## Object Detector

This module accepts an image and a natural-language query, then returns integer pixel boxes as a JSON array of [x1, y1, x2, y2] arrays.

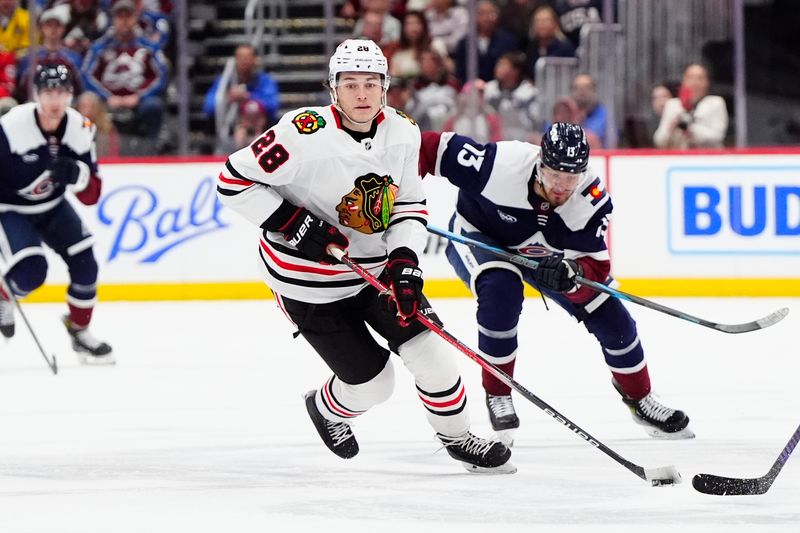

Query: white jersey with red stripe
[[218, 104, 427, 304]]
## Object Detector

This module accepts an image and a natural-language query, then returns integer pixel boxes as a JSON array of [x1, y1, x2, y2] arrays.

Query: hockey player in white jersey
[[419, 123, 694, 443], [0, 64, 114, 364], [217, 39, 513, 473]]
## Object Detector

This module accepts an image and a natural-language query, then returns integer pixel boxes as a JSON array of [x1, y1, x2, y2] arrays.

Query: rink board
[[24, 150, 800, 301]]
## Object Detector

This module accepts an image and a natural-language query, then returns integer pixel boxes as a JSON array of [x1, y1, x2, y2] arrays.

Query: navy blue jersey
[[0, 103, 98, 214], [431, 132, 611, 262]]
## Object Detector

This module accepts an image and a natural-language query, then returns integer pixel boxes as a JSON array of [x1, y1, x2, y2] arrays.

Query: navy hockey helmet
[[540, 122, 590, 173], [34, 64, 73, 92]]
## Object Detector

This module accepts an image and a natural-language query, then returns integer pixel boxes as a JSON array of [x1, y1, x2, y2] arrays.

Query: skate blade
[[642, 425, 695, 440], [494, 429, 516, 447], [461, 461, 517, 475], [78, 352, 117, 366]]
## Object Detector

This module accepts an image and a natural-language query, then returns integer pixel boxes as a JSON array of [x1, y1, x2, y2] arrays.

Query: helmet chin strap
[[331, 86, 386, 126]]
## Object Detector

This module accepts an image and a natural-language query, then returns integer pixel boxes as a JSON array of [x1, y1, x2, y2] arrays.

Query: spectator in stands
[[0, 0, 29, 58], [82, 0, 168, 142], [340, 0, 406, 20], [654, 63, 728, 149], [76, 91, 120, 157], [442, 79, 503, 143], [407, 48, 458, 132], [648, 80, 679, 139], [384, 10, 447, 81], [230, 98, 268, 152], [453, 0, 518, 84], [525, 5, 575, 81], [64, 0, 109, 58], [17, 6, 84, 102], [571, 72, 612, 147], [498, 0, 548, 47], [425, 0, 468, 56], [202, 43, 280, 129], [352, 0, 401, 47], [484, 50, 540, 142], [551, 0, 604, 47], [536, 95, 602, 148], [386, 75, 413, 114]]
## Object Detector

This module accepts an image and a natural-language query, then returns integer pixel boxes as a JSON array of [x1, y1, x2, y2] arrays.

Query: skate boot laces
[[438, 433, 495, 458], [488, 395, 515, 418], [637, 394, 675, 423], [326, 419, 354, 447]]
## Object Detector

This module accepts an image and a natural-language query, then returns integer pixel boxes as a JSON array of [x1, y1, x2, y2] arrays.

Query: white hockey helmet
[[328, 39, 391, 91]]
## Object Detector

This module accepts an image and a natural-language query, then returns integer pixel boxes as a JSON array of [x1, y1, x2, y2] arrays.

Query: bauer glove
[[282, 207, 349, 264], [385, 247, 424, 322]]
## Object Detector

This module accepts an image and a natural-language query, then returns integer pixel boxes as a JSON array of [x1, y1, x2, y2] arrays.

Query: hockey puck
[[651, 478, 676, 487]]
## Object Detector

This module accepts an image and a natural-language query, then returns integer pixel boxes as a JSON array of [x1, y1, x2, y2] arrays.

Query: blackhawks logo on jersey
[[336, 173, 398, 235], [395, 109, 416, 125], [292, 110, 326, 134]]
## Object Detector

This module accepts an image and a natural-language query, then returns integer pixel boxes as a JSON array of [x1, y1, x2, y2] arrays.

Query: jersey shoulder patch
[[394, 108, 417, 125], [291, 108, 327, 135], [579, 175, 607, 206]]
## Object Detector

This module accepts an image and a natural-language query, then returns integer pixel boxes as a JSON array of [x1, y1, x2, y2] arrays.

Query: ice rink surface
[[0, 296, 797, 532]]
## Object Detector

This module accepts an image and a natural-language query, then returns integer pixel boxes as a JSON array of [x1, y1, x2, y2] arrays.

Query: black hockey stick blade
[[692, 473, 773, 496], [693, 423, 799, 495], [711, 306, 789, 334]]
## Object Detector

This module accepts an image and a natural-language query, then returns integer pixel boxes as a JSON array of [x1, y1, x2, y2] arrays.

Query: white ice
[[0, 297, 798, 532]]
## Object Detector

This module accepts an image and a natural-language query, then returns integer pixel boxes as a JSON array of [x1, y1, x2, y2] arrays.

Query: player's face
[[37, 87, 72, 121], [335, 73, 384, 126], [539, 163, 582, 206]]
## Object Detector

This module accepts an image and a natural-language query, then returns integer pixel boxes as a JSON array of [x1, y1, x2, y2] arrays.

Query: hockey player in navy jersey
[[0, 64, 114, 365], [218, 40, 513, 473], [419, 123, 693, 443]]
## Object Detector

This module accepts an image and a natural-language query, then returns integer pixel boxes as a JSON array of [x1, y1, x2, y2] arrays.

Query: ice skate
[[486, 393, 519, 446], [437, 432, 516, 474], [304, 390, 359, 459], [0, 286, 14, 339], [614, 380, 694, 439], [62, 315, 116, 365]]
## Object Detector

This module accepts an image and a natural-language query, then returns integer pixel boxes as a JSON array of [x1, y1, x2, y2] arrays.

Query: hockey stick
[[0, 276, 58, 375], [330, 247, 680, 486], [692, 423, 800, 495], [427, 225, 788, 334]]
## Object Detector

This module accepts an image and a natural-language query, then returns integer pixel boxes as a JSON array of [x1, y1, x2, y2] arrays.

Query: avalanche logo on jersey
[[336, 173, 398, 234], [292, 110, 326, 134], [515, 232, 558, 257], [581, 176, 607, 206], [395, 109, 417, 125], [18, 171, 57, 201]]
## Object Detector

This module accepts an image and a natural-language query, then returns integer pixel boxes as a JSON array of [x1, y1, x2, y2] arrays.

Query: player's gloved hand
[[386, 247, 424, 321], [283, 207, 349, 264], [534, 255, 583, 292], [49, 156, 81, 185]]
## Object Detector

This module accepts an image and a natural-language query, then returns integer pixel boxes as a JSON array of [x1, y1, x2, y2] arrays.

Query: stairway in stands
[[188, 0, 354, 153]]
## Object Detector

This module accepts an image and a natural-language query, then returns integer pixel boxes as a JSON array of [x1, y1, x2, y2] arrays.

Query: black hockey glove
[[49, 156, 81, 185], [282, 207, 349, 264], [534, 255, 583, 293], [386, 247, 424, 322]]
